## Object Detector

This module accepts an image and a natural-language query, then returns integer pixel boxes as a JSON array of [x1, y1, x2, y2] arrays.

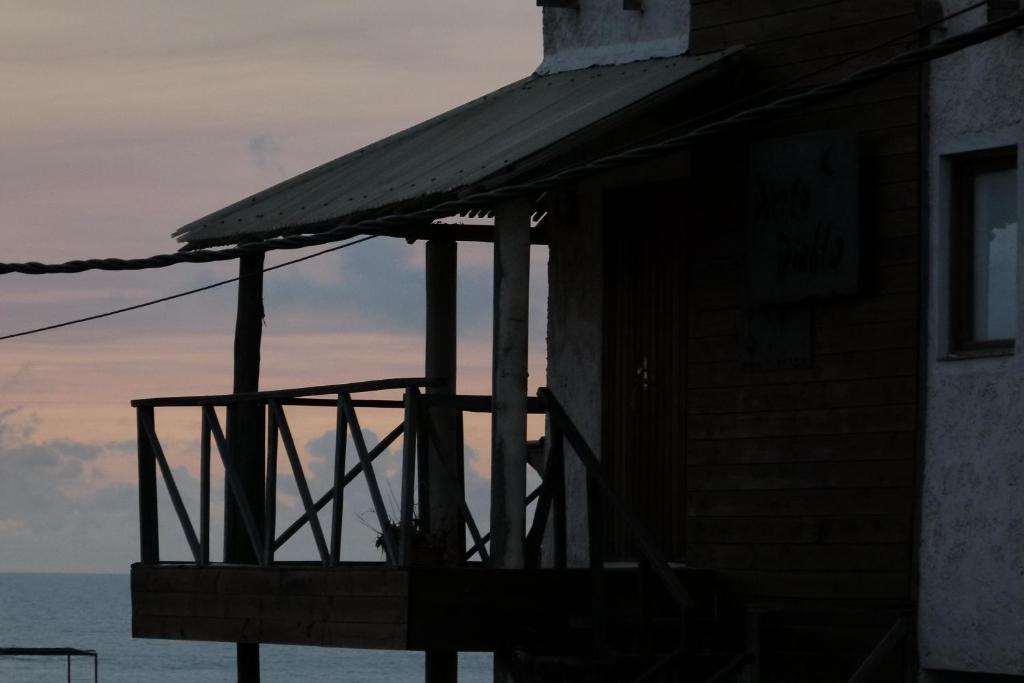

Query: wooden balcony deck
[[132, 562, 590, 652]]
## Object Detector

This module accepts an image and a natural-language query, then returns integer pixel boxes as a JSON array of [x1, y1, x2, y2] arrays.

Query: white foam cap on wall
[[536, 35, 690, 75]]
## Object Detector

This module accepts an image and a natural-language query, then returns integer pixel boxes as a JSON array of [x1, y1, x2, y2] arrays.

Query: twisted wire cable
[[2, 7, 1022, 277], [0, 236, 376, 341]]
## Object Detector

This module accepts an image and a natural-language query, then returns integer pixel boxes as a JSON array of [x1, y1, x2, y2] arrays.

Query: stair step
[[512, 650, 751, 683]]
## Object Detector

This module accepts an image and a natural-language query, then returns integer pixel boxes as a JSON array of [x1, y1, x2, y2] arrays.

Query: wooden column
[[225, 251, 266, 683], [490, 199, 531, 567], [425, 239, 463, 552], [137, 406, 160, 565], [425, 240, 461, 683], [490, 200, 532, 683]]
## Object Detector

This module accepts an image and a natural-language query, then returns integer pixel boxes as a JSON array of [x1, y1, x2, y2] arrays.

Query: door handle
[[635, 356, 649, 392]]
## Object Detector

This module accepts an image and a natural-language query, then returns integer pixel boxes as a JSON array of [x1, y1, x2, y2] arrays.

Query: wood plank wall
[[683, 0, 922, 607]]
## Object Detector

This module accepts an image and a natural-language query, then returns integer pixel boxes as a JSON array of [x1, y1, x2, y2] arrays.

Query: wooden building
[[130, 2, 1024, 681]]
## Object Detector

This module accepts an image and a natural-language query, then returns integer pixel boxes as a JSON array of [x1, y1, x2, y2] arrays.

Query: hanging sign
[[747, 131, 860, 304]]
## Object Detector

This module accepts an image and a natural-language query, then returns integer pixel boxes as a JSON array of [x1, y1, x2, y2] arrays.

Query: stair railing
[[536, 387, 695, 681]]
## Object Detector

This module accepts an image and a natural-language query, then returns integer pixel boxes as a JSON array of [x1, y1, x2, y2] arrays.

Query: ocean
[[0, 573, 492, 682]]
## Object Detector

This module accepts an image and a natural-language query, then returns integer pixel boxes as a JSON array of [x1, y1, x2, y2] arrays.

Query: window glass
[[972, 167, 1018, 342]]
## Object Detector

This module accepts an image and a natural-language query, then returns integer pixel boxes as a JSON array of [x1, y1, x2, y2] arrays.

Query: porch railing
[[133, 380, 695, 677], [132, 377, 550, 568]]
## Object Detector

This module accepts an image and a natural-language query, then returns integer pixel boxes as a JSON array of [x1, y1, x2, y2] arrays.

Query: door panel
[[602, 185, 687, 561]]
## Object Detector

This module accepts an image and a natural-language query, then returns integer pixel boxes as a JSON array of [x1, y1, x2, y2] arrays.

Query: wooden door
[[602, 184, 687, 561]]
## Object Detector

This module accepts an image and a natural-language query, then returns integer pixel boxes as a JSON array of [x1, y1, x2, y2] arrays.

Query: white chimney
[[537, 0, 691, 75]]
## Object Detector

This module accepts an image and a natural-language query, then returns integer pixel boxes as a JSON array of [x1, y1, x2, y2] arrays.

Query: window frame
[[949, 146, 1019, 354]]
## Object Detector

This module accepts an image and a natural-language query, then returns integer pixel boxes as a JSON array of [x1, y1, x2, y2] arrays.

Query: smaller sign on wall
[[747, 131, 860, 304]]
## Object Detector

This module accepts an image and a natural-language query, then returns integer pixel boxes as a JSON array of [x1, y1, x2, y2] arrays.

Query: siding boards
[[679, 0, 920, 615], [687, 515, 913, 544], [688, 488, 914, 517], [688, 432, 916, 465], [689, 377, 916, 414], [689, 460, 915, 491], [688, 542, 910, 572]]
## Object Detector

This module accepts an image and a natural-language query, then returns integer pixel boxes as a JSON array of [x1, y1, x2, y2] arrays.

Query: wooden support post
[[137, 407, 159, 564], [425, 239, 463, 552], [226, 252, 265, 683], [490, 200, 531, 683], [400, 389, 418, 567], [425, 239, 460, 681], [490, 200, 531, 568]]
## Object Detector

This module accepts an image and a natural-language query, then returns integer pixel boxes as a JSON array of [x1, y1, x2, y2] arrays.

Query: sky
[[0, 2, 546, 572]]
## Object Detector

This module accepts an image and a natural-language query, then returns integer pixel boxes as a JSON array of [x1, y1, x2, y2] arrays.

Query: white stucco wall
[[538, 0, 690, 75], [919, 4, 1024, 675]]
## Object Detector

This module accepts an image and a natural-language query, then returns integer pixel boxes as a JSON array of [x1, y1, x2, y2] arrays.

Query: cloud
[[247, 132, 286, 178], [0, 410, 139, 572]]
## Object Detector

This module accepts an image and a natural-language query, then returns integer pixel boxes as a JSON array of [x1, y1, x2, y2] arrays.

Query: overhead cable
[[624, 0, 991, 149], [1, 6, 1022, 278], [0, 236, 376, 341]]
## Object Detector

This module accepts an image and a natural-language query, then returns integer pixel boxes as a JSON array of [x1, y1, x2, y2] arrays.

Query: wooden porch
[[129, 377, 716, 680]]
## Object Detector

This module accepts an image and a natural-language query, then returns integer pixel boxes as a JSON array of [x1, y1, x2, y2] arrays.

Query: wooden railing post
[[264, 404, 278, 565], [136, 406, 159, 564], [329, 396, 348, 565], [399, 388, 418, 566], [141, 413, 201, 563], [200, 412, 211, 566], [205, 406, 266, 565], [425, 238, 463, 575]]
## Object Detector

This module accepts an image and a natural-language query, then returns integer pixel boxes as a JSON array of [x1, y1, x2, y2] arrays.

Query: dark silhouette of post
[[490, 200, 530, 567], [424, 239, 461, 683], [137, 406, 159, 564], [490, 199, 531, 683], [226, 252, 266, 682]]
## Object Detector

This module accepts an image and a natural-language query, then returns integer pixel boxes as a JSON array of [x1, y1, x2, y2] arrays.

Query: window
[[951, 148, 1019, 352]]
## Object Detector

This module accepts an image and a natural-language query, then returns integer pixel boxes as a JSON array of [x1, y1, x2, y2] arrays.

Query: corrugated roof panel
[[174, 49, 738, 246]]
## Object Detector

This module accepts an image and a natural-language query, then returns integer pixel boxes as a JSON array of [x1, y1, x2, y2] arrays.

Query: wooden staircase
[[507, 567, 753, 683]]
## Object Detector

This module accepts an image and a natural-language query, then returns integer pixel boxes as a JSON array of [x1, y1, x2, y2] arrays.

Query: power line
[[622, 0, 991, 151], [1, 6, 1022, 280], [0, 236, 376, 342]]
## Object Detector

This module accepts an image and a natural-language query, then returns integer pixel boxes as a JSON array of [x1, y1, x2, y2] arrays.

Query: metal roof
[[174, 49, 738, 247]]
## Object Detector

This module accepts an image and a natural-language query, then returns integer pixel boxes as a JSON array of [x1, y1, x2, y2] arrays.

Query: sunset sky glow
[[0, 2, 546, 572]]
